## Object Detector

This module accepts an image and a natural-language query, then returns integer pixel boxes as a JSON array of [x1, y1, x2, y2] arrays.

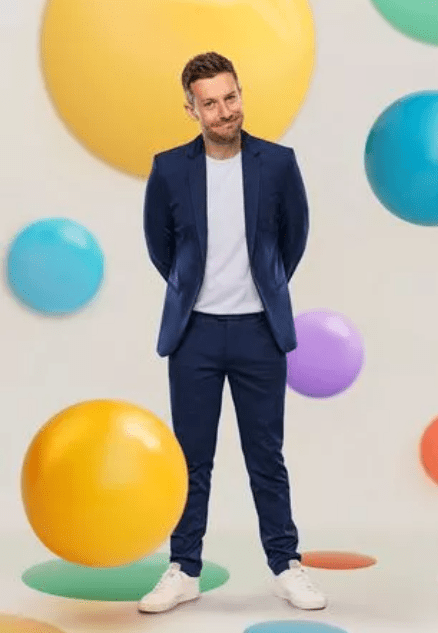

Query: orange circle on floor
[[0, 613, 66, 632], [301, 551, 377, 569]]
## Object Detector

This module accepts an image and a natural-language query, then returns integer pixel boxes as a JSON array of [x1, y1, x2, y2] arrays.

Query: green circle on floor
[[22, 553, 229, 601]]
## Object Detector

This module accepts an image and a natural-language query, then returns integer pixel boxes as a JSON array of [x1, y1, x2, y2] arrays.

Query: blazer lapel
[[187, 128, 261, 268]]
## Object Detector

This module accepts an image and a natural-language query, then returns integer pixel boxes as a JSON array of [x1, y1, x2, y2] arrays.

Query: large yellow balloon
[[40, 0, 315, 178], [21, 400, 188, 567]]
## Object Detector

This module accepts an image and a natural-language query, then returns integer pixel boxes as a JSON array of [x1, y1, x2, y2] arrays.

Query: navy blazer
[[144, 128, 309, 358]]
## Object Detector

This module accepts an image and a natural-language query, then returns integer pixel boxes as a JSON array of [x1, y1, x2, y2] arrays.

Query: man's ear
[[184, 104, 198, 120]]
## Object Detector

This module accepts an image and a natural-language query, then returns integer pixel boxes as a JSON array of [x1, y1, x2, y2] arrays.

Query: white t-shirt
[[193, 151, 264, 314]]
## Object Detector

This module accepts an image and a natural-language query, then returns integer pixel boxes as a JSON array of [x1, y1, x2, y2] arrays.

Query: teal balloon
[[365, 91, 438, 226], [6, 218, 104, 314], [370, 0, 438, 45], [244, 622, 348, 633]]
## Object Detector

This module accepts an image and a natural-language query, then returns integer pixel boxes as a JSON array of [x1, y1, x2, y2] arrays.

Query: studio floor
[[0, 525, 437, 633]]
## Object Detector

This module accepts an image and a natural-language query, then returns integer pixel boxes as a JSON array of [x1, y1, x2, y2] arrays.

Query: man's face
[[185, 72, 244, 145]]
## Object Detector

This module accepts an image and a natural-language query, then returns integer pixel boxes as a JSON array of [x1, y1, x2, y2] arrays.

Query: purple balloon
[[287, 310, 365, 398]]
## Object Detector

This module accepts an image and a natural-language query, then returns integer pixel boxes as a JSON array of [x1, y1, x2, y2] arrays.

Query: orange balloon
[[420, 415, 438, 484], [301, 551, 377, 569], [21, 400, 188, 567]]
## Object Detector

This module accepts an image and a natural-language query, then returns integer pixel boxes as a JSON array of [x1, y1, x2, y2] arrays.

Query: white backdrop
[[1, 0, 438, 546]]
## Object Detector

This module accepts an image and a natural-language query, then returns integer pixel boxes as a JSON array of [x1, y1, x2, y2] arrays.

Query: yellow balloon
[[40, 0, 315, 178], [21, 400, 188, 567]]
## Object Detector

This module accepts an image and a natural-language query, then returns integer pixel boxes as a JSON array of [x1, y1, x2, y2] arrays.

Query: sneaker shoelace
[[289, 565, 321, 594], [151, 564, 182, 595]]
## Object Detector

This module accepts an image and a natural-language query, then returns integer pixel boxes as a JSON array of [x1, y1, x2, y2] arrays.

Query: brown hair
[[181, 51, 241, 109]]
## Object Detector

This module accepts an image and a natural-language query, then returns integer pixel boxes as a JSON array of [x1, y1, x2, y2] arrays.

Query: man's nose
[[218, 102, 232, 117]]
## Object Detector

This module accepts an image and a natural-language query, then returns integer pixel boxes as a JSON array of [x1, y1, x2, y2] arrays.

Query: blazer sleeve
[[143, 156, 175, 283], [278, 148, 309, 283]]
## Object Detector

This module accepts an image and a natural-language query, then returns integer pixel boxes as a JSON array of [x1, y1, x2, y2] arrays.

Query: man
[[140, 51, 327, 613]]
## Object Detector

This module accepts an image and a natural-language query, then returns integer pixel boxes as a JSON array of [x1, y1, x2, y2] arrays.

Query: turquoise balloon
[[365, 91, 438, 226], [370, 0, 438, 45], [244, 621, 348, 633], [6, 218, 104, 314]]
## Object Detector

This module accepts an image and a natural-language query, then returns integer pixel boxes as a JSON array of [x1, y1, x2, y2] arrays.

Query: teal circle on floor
[[22, 553, 229, 601], [244, 622, 348, 633]]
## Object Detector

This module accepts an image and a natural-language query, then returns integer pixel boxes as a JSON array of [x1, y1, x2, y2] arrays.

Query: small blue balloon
[[6, 218, 104, 314], [365, 91, 438, 226], [244, 621, 348, 633]]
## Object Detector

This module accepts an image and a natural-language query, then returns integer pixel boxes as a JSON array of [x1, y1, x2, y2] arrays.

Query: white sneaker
[[138, 562, 201, 613], [273, 559, 328, 610]]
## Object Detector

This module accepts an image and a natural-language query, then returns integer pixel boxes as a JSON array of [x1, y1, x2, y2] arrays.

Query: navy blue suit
[[144, 128, 309, 576]]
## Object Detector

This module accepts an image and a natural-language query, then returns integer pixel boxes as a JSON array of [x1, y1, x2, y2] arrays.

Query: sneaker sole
[[138, 593, 201, 613], [275, 589, 327, 610]]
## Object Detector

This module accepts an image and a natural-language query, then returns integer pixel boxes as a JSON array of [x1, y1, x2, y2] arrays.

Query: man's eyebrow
[[202, 91, 236, 104]]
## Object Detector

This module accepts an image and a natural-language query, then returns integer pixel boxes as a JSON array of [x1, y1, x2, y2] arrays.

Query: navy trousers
[[168, 310, 301, 577]]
